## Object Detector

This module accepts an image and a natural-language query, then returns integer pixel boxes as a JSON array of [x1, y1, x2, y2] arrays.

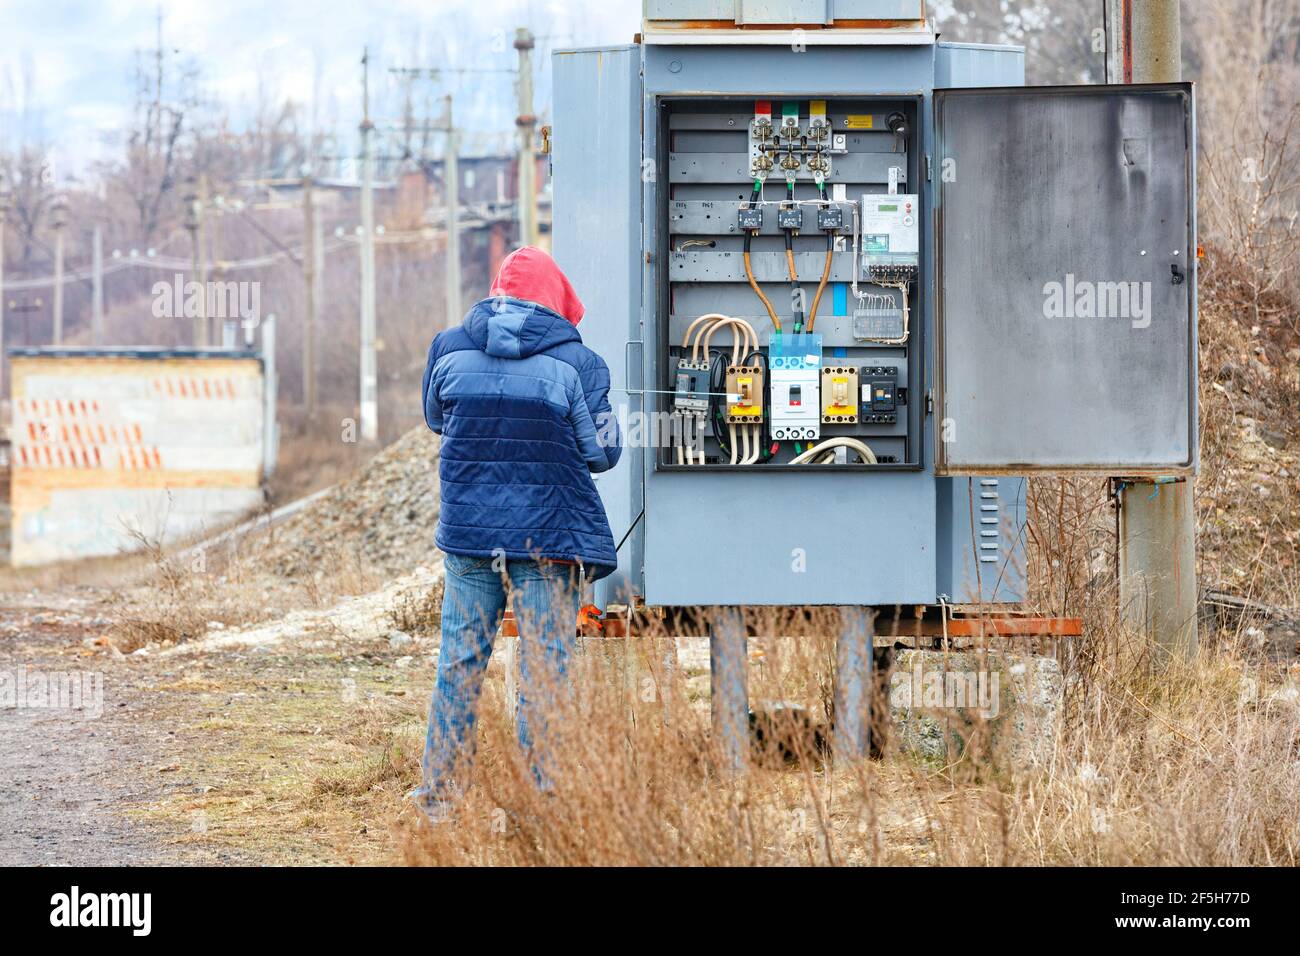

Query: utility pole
[[301, 170, 317, 411], [359, 47, 379, 443], [91, 225, 104, 345], [514, 27, 536, 249], [262, 312, 278, 477], [50, 195, 68, 345], [442, 94, 462, 324], [184, 185, 205, 346], [1106, 0, 1197, 662], [1105, 0, 1182, 83], [199, 175, 210, 346]]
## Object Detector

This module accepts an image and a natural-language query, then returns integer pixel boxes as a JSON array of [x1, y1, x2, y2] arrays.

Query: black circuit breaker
[[861, 365, 902, 424]]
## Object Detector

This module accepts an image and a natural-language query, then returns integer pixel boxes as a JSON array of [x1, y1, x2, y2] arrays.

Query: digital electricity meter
[[860, 193, 919, 270]]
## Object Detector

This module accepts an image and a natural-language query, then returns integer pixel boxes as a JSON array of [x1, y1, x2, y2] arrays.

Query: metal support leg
[[834, 606, 876, 763], [1119, 478, 1198, 661], [709, 607, 749, 773]]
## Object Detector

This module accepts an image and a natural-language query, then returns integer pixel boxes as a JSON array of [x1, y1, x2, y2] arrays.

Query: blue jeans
[[415, 553, 580, 804]]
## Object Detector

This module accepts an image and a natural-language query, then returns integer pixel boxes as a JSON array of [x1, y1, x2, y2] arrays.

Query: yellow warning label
[[844, 115, 875, 129]]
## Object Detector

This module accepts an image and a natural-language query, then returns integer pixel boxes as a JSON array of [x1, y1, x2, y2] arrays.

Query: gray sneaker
[[406, 787, 455, 825]]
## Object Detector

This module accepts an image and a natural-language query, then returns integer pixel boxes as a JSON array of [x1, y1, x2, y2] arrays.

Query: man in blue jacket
[[412, 246, 622, 818]]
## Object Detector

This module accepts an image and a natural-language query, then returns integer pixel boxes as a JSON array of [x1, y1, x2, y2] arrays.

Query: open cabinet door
[[934, 84, 1196, 475], [551, 45, 644, 602]]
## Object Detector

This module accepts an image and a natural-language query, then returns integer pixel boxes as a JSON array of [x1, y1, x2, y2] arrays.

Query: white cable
[[682, 312, 732, 353], [698, 315, 757, 365], [729, 423, 738, 465], [789, 437, 877, 465]]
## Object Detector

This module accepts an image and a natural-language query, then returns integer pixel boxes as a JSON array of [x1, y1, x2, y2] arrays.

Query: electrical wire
[[699, 316, 756, 365], [743, 234, 781, 333], [789, 437, 878, 465], [741, 349, 774, 462], [806, 230, 834, 333], [681, 312, 732, 352], [783, 219, 804, 333]]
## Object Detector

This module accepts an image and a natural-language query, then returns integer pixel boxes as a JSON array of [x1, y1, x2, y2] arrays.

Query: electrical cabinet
[[552, 19, 1195, 609]]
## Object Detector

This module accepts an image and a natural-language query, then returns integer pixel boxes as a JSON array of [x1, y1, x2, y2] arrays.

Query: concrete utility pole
[[262, 312, 278, 477], [301, 171, 318, 412], [197, 179, 211, 345], [1106, 0, 1197, 662], [91, 225, 104, 345], [1105, 0, 1183, 83], [184, 186, 206, 347], [50, 195, 68, 345], [359, 46, 379, 443], [514, 27, 537, 248], [442, 94, 462, 324]]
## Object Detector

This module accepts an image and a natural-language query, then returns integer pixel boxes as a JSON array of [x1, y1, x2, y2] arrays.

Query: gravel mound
[[261, 427, 440, 579]]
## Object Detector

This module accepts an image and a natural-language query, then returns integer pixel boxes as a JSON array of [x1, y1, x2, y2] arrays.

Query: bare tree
[[114, 15, 203, 244], [0, 146, 55, 267], [931, 0, 1106, 84], [1190, 0, 1300, 311]]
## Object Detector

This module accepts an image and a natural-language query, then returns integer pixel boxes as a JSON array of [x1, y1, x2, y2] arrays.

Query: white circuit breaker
[[768, 333, 822, 442]]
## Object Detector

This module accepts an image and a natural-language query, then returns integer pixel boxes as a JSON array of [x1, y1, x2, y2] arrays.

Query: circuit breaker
[[769, 332, 822, 441]]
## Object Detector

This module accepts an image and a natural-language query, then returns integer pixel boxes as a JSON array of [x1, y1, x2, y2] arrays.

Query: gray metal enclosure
[[551, 19, 1195, 611]]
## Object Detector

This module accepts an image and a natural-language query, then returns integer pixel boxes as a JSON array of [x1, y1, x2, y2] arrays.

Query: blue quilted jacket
[[421, 297, 622, 579]]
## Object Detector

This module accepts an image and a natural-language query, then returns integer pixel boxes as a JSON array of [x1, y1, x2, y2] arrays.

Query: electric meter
[[860, 194, 919, 270]]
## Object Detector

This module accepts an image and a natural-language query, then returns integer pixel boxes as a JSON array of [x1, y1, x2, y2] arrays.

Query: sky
[[0, 0, 643, 181]]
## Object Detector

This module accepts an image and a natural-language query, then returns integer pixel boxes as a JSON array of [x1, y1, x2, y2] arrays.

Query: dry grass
[[386, 578, 444, 638], [97, 523, 386, 655], [390, 605, 1299, 867]]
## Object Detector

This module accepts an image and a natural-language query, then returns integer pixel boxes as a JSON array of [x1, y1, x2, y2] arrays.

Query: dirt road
[[0, 591, 231, 865], [0, 569, 445, 866]]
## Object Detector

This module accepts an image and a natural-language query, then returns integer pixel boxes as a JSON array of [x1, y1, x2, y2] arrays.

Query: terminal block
[[817, 205, 845, 231], [865, 262, 918, 285], [725, 365, 764, 423], [821, 366, 859, 423], [853, 304, 906, 342], [737, 207, 764, 231]]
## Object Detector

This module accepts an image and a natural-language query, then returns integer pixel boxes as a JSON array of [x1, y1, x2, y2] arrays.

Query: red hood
[[489, 246, 585, 326]]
